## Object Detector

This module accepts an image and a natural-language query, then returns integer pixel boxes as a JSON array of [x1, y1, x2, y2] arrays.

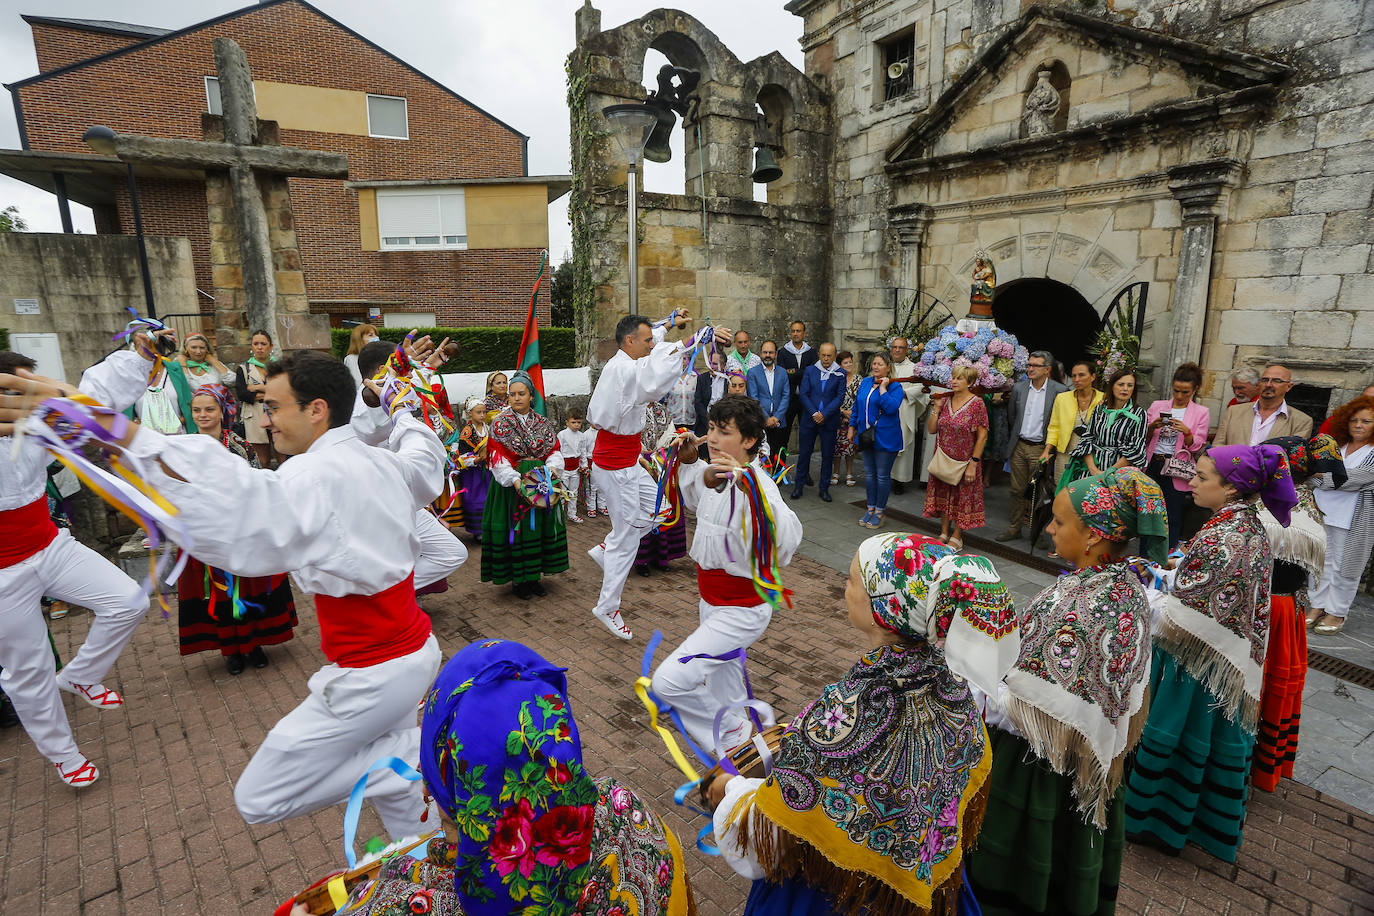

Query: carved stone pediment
[[885, 3, 1289, 177]]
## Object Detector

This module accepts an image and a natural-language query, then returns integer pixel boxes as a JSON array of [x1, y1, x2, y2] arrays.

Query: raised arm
[[79, 350, 156, 412]]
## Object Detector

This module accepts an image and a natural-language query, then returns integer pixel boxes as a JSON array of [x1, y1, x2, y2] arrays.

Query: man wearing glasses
[[996, 351, 1066, 541], [1213, 364, 1312, 445]]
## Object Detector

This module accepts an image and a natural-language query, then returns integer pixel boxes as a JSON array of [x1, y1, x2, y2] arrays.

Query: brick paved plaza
[[3, 517, 1372, 914]]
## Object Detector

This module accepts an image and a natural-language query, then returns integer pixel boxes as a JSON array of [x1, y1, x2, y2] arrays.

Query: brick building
[[2, 0, 569, 330]]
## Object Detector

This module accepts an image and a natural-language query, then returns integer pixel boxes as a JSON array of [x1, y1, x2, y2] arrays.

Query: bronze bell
[[643, 108, 677, 163], [751, 146, 782, 183]]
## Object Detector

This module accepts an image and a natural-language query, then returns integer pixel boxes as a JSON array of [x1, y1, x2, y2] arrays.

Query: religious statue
[[1022, 69, 1061, 138], [969, 254, 996, 318]]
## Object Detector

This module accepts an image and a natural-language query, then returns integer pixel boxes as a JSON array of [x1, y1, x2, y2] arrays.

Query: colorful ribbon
[[763, 447, 792, 487], [734, 467, 793, 612]]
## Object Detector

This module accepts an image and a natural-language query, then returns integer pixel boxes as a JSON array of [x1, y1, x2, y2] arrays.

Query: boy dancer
[[0, 348, 447, 837], [0, 334, 165, 787], [586, 311, 731, 639], [557, 407, 590, 523], [650, 395, 802, 752]]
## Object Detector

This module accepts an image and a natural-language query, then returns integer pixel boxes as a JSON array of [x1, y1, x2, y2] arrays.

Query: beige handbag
[[928, 445, 970, 486]]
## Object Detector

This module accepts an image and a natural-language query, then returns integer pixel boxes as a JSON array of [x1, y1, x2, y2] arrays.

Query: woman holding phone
[[1144, 362, 1211, 548]]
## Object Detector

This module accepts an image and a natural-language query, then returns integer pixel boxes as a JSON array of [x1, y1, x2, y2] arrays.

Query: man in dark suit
[[996, 350, 1066, 541], [747, 340, 790, 457], [792, 342, 845, 502], [693, 351, 726, 437], [777, 320, 818, 442]]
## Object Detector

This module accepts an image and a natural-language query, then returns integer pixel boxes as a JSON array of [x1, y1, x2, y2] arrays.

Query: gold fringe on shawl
[[1154, 615, 1260, 732], [735, 777, 988, 916], [1001, 689, 1150, 832]]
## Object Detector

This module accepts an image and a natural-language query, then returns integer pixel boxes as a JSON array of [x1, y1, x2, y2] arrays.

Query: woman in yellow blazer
[[1040, 359, 1104, 492]]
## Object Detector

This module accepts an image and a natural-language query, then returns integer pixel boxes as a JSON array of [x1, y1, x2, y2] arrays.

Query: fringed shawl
[[1004, 562, 1152, 830], [489, 407, 558, 461], [1259, 486, 1326, 581], [1156, 499, 1272, 732], [740, 642, 990, 916]]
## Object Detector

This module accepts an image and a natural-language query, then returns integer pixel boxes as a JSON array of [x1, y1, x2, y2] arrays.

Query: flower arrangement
[[913, 325, 1029, 391], [1092, 303, 1140, 380]]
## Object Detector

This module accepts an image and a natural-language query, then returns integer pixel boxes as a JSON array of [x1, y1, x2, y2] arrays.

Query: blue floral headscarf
[[419, 639, 599, 916]]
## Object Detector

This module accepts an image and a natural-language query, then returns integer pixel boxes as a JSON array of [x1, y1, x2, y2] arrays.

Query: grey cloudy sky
[[0, 0, 805, 263]]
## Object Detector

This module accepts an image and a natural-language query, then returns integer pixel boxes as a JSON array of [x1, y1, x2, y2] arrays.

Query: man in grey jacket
[[996, 351, 1066, 541]]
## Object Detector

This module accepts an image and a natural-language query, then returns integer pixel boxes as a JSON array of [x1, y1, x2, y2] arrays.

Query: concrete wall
[[0, 232, 199, 385]]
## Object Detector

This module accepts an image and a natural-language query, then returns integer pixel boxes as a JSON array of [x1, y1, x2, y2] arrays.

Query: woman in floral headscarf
[[1249, 435, 1345, 791], [966, 467, 1165, 916], [710, 532, 1020, 916], [1123, 444, 1296, 862], [176, 384, 296, 675], [481, 372, 569, 599]]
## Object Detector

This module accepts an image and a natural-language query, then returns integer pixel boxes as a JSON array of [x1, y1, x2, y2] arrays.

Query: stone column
[[891, 204, 933, 318], [1162, 160, 1242, 376]]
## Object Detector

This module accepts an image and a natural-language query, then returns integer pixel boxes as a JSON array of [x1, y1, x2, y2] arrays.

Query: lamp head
[[82, 125, 118, 157], [601, 103, 660, 167]]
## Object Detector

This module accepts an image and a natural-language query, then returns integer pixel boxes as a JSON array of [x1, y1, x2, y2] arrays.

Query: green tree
[[549, 257, 574, 327], [0, 205, 27, 232]]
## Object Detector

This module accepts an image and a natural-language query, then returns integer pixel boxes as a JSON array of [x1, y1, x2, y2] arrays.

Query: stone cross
[[97, 38, 347, 353]]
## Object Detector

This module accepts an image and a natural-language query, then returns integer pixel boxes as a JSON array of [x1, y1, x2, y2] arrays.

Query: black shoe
[[892, 481, 906, 495], [226, 653, 246, 676], [0, 692, 19, 728], [530, 581, 547, 597], [655, 563, 671, 572], [635, 565, 651, 577], [790, 487, 803, 499], [819, 490, 832, 502], [248, 646, 269, 669], [513, 582, 533, 600]]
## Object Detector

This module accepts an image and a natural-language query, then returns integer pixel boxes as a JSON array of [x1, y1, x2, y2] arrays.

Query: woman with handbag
[[1144, 362, 1210, 549], [1040, 360, 1102, 494], [923, 365, 988, 550], [847, 351, 906, 528]]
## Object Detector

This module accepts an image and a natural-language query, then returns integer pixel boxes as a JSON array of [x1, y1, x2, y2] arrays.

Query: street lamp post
[[83, 125, 157, 319], [601, 103, 664, 314]]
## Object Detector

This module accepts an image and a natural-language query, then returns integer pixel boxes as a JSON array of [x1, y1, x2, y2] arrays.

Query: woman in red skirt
[[176, 384, 297, 675], [1252, 433, 1346, 790]]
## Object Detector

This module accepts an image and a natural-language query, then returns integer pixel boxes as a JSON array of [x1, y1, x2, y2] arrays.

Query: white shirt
[[1314, 444, 1370, 530], [557, 427, 589, 462], [126, 411, 444, 597], [587, 324, 689, 436], [677, 459, 802, 582], [1020, 379, 1049, 441], [2, 350, 155, 512], [760, 364, 779, 394], [1249, 400, 1289, 446], [727, 350, 762, 374], [667, 372, 697, 427]]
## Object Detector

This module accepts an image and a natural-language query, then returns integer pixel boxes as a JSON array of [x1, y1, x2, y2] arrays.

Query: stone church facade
[[571, 0, 1370, 415]]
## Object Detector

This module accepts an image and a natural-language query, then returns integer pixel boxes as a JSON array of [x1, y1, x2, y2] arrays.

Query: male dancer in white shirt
[[0, 332, 167, 787], [650, 395, 802, 752], [0, 347, 446, 837], [586, 311, 731, 639]]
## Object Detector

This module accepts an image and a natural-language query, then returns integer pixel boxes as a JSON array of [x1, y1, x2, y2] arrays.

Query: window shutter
[[378, 193, 440, 238]]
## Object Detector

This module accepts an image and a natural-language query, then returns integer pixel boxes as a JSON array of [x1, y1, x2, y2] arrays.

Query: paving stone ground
[[2, 514, 1372, 914]]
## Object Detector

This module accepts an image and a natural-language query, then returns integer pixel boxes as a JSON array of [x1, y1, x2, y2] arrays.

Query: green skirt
[[480, 459, 570, 585], [966, 727, 1124, 916], [1123, 646, 1254, 863]]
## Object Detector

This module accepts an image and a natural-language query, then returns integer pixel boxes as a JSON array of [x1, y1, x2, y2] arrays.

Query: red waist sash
[[313, 573, 431, 667], [0, 497, 59, 568], [697, 565, 764, 607], [593, 429, 642, 471], [565, 456, 581, 471]]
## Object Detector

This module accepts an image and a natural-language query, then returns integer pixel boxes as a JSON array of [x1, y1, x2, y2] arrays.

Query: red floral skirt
[[1252, 593, 1307, 792]]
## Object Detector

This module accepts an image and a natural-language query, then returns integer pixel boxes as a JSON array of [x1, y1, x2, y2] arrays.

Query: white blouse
[[677, 459, 802, 582]]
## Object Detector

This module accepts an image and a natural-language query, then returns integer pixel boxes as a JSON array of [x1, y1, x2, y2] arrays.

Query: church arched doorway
[[992, 278, 1099, 371]]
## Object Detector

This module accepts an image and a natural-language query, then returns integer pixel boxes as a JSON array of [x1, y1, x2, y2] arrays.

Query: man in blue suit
[[746, 340, 790, 458], [792, 342, 845, 501]]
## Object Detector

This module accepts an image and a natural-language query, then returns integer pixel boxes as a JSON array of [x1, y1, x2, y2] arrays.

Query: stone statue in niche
[[1023, 69, 1061, 137]]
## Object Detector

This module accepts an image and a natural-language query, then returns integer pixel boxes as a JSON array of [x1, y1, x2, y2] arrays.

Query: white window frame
[[205, 76, 222, 115], [366, 94, 410, 140], [377, 187, 467, 251]]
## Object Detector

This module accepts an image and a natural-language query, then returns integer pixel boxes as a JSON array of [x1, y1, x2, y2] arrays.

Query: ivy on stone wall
[[0, 329, 8, 350], [567, 55, 613, 365]]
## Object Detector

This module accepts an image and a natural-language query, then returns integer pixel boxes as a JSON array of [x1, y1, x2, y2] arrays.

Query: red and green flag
[[517, 250, 550, 415]]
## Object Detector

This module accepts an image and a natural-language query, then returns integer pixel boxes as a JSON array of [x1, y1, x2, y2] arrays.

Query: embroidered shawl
[[336, 839, 462, 915], [489, 407, 558, 461], [1005, 562, 1152, 830], [746, 641, 989, 916], [419, 639, 692, 916], [1158, 500, 1272, 730]]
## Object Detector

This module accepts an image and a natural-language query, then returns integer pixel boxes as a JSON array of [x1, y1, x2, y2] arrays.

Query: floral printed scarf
[[490, 407, 558, 460], [1066, 467, 1169, 563], [1005, 562, 1152, 829], [748, 639, 989, 916], [1158, 499, 1272, 730], [419, 639, 693, 916]]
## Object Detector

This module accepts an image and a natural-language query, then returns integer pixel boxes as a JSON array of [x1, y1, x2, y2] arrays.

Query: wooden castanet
[[698, 723, 790, 806]]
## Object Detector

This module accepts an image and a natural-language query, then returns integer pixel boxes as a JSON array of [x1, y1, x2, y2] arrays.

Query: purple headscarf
[[1207, 443, 1298, 527]]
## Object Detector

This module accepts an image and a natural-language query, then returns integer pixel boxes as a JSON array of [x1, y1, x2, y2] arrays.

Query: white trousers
[[559, 470, 582, 514], [413, 509, 467, 589], [0, 529, 148, 764], [585, 474, 608, 512], [1312, 524, 1360, 618], [590, 463, 660, 617], [235, 633, 441, 838], [650, 599, 773, 753]]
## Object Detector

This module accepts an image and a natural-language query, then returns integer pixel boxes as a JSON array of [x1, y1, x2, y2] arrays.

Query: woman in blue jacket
[[847, 350, 906, 528]]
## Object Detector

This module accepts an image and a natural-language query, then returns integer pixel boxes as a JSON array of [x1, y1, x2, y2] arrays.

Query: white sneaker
[[587, 543, 606, 570], [592, 608, 634, 641]]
